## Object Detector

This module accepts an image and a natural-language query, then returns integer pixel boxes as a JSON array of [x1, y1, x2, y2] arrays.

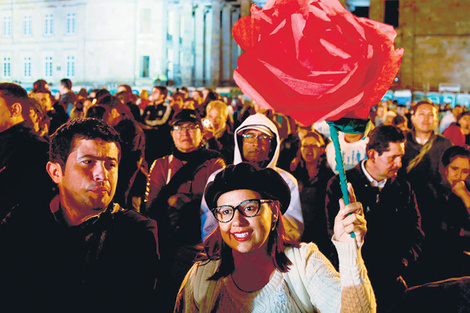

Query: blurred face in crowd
[[242, 129, 272, 164], [411, 104, 437, 133], [459, 114, 470, 135], [367, 141, 405, 181], [216, 189, 277, 255], [47, 138, 119, 225], [207, 108, 226, 132], [301, 136, 324, 164], [172, 122, 202, 153], [151, 88, 164, 103], [376, 106, 386, 118], [32, 92, 53, 111], [445, 156, 470, 188]]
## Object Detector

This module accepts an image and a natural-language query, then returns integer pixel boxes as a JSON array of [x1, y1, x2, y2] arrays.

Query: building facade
[[0, 0, 245, 90]]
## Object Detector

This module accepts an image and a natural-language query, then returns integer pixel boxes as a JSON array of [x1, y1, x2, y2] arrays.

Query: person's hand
[[202, 127, 215, 141], [452, 180, 469, 198], [333, 183, 367, 247]]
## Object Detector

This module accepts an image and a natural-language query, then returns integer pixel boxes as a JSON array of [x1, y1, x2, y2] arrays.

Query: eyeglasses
[[173, 125, 200, 133], [212, 199, 272, 223], [242, 133, 272, 143]]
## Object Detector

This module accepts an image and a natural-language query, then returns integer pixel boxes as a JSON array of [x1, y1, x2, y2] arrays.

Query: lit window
[[3, 57, 11, 77], [66, 13, 75, 34], [3, 16, 11, 37], [66, 56, 75, 77], [23, 16, 32, 36], [24, 57, 31, 77], [45, 56, 53, 77], [45, 14, 54, 35]]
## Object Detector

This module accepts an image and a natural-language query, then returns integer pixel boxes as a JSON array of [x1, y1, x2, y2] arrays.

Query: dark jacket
[[205, 129, 234, 164], [0, 197, 159, 313], [326, 162, 424, 309], [291, 156, 334, 255], [0, 122, 54, 220], [401, 131, 452, 188]]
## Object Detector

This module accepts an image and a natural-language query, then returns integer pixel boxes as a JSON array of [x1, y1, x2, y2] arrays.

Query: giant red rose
[[232, 0, 404, 125]]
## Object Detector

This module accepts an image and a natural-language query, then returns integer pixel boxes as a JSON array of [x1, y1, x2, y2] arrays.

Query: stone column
[[210, 0, 221, 87], [221, 3, 232, 84], [194, 4, 205, 86], [181, 2, 194, 86]]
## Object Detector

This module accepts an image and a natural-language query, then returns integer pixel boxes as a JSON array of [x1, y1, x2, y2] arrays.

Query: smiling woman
[[175, 162, 375, 313]]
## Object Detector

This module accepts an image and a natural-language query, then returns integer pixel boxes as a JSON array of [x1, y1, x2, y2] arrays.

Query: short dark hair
[[33, 79, 48, 90], [60, 78, 72, 90], [442, 145, 470, 168], [0, 83, 29, 108], [366, 125, 405, 156], [49, 118, 121, 168], [153, 85, 168, 99], [118, 84, 132, 94], [392, 114, 407, 126]]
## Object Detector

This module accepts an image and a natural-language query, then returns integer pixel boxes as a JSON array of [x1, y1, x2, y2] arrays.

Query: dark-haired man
[[0, 82, 54, 220], [58, 78, 77, 114], [0, 118, 159, 313], [325, 125, 424, 312]]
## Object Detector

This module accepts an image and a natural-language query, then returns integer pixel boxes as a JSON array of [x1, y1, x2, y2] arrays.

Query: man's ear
[[366, 149, 378, 161], [46, 161, 63, 184], [10, 102, 22, 117]]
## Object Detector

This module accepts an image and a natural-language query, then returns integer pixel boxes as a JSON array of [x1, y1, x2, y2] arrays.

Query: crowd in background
[[1, 78, 470, 312]]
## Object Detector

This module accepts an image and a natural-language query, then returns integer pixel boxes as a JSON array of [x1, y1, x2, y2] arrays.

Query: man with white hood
[[200, 113, 304, 241]]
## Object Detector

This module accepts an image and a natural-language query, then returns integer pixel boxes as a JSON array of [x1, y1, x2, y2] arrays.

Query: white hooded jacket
[[200, 113, 304, 241]]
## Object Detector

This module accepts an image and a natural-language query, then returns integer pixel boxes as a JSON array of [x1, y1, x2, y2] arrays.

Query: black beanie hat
[[205, 162, 291, 214]]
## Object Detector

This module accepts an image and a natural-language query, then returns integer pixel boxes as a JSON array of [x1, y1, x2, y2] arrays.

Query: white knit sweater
[[175, 241, 376, 313]]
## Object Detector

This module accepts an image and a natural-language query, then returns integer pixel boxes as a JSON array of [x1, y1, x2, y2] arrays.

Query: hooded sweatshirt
[[200, 113, 304, 241]]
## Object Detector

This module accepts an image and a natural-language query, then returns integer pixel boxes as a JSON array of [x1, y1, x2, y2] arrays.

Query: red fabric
[[232, 0, 404, 126]]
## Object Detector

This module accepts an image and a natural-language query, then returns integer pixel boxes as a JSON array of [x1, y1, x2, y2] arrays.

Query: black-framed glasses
[[173, 125, 200, 133], [212, 199, 273, 223], [242, 133, 272, 143]]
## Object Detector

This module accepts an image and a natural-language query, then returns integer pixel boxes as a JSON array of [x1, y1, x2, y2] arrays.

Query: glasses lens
[[243, 134, 271, 143], [214, 206, 234, 223], [239, 199, 261, 217]]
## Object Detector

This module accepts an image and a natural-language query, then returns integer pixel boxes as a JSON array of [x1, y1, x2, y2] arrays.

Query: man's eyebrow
[[77, 154, 118, 161]]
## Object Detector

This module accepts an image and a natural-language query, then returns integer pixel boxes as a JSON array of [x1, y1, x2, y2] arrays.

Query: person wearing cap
[[401, 100, 452, 201], [175, 162, 375, 312], [200, 113, 304, 242], [144, 108, 225, 312], [442, 110, 470, 146]]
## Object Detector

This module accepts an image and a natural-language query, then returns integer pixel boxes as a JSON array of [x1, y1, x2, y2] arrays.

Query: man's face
[[459, 115, 470, 135], [151, 88, 163, 102], [50, 138, 119, 215], [300, 136, 323, 163], [171, 122, 202, 153], [445, 156, 470, 188], [33, 92, 53, 111], [411, 104, 437, 133], [242, 129, 272, 164], [369, 142, 405, 181]]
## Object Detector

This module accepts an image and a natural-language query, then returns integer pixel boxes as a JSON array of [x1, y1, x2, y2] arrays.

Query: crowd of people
[[0, 78, 469, 312]]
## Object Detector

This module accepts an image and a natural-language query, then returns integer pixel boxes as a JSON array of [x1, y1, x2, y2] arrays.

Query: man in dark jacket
[[325, 125, 425, 312], [0, 83, 54, 220], [0, 118, 159, 313]]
